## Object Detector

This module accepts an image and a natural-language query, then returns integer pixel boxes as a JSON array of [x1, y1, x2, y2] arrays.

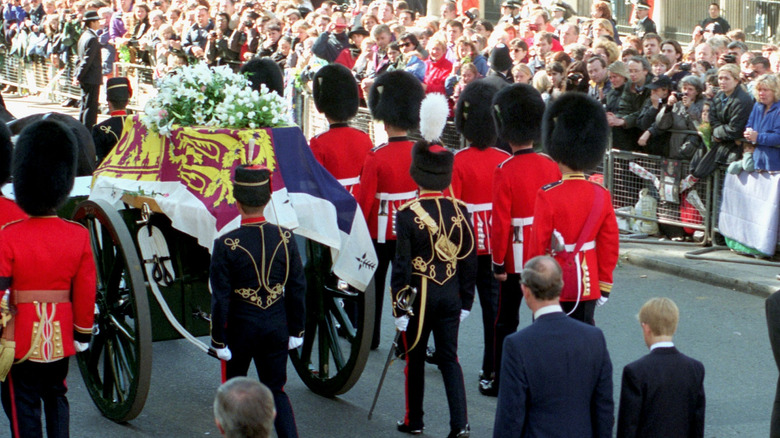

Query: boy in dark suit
[[617, 297, 706, 438]]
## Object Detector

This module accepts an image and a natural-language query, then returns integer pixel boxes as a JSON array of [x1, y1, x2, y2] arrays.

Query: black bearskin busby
[[12, 120, 77, 216], [492, 83, 545, 146], [543, 92, 609, 171], [106, 77, 132, 103], [233, 164, 272, 207], [489, 44, 512, 73], [368, 71, 425, 131], [0, 122, 12, 185], [454, 80, 500, 149], [410, 143, 454, 191], [8, 113, 97, 176], [240, 58, 285, 96], [313, 64, 359, 122]]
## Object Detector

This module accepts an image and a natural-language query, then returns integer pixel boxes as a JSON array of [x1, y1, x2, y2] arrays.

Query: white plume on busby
[[410, 93, 453, 191], [543, 92, 609, 171], [12, 120, 78, 216]]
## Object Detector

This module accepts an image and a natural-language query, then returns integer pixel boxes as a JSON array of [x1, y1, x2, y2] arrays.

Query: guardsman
[[0, 120, 97, 438], [529, 92, 619, 326], [356, 70, 425, 350], [210, 164, 306, 438], [391, 94, 476, 438], [92, 77, 132, 165], [451, 80, 509, 393], [489, 84, 561, 396], [309, 63, 373, 195], [0, 123, 25, 225]]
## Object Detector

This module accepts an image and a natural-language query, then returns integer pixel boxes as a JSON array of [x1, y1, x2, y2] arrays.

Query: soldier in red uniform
[[356, 71, 425, 350], [309, 63, 373, 195], [451, 80, 509, 392], [0, 123, 25, 226], [0, 120, 97, 438], [529, 92, 619, 326], [488, 84, 561, 396]]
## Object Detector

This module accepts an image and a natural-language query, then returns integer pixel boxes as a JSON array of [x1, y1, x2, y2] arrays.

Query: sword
[[367, 287, 417, 420]]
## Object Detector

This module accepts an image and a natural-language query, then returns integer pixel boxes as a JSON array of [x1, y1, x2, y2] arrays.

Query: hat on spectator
[[0, 122, 12, 185], [501, 0, 520, 8], [492, 83, 545, 146], [106, 77, 132, 102], [635, 1, 650, 10], [313, 64, 359, 122], [240, 58, 285, 96], [607, 61, 630, 80], [348, 25, 370, 38], [233, 164, 272, 207], [368, 71, 425, 131], [82, 10, 100, 22], [645, 75, 672, 90], [543, 92, 608, 171], [454, 80, 500, 149], [13, 120, 77, 216], [551, 2, 567, 12], [489, 44, 512, 73], [410, 94, 453, 191]]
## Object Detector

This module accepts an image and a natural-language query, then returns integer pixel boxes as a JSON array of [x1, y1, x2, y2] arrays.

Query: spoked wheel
[[290, 239, 375, 396], [72, 200, 152, 422]]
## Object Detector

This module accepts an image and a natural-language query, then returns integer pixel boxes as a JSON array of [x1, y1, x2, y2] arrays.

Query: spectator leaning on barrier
[[736, 74, 780, 173], [709, 63, 754, 167]]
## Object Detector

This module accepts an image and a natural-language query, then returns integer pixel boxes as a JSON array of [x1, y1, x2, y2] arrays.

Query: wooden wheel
[[72, 200, 152, 422], [290, 239, 375, 396]]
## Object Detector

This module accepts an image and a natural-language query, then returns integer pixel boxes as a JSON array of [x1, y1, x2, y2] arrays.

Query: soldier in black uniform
[[91, 77, 132, 165], [209, 165, 306, 438], [391, 95, 477, 438]]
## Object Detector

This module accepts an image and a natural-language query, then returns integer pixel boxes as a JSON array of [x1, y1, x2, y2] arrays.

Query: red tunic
[[528, 173, 619, 302], [356, 138, 418, 242], [310, 124, 373, 195], [452, 146, 510, 256], [491, 149, 560, 274], [0, 217, 97, 361], [0, 197, 26, 227]]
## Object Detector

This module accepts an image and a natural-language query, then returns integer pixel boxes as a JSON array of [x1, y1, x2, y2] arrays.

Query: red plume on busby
[[543, 92, 609, 171], [0, 122, 12, 185], [410, 93, 453, 191], [491, 83, 545, 146], [368, 71, 425, 131], [12, 120, 77, 216], [313, 63, 359, 123], [454, 80, 500, 149]]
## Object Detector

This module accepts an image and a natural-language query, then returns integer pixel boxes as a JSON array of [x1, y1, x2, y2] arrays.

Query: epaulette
[[397, 198, 418, 211], [497, 155, 514, 168], [0, 218, 24, 230], [542, 180, 563, 191], [371, 142, 390, 152]]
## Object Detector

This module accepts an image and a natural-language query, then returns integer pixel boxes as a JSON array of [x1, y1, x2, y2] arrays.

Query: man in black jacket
[[74, 10, 103, 129]]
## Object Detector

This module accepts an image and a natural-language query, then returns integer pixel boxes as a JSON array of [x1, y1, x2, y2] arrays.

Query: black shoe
[[479, 379, 498, 396], [447, 425, 470, 438], [424, 346, 439, 365], [396, 420, 423, 435]]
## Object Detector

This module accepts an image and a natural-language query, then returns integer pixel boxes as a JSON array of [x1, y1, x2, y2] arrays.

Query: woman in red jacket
[[423, 38, 452, 96]]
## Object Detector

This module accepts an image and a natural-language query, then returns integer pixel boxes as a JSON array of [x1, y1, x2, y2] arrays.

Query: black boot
[[447, 424, 470, 438]]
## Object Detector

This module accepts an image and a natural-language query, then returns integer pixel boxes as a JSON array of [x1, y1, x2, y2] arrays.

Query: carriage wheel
[[290, 240, 375, 396], [72, 200, 153, 422]]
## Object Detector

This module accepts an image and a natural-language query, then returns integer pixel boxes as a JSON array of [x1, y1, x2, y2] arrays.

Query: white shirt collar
[[534, 304, 563, 320], [650, 341, 674, 351]]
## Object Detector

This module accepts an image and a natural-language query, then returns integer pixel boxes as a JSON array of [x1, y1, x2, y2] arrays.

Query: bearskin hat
[[489, 44, 512, 73], [313, 64, 359, 122], [454, 80, 500, 149], [12, 120, 77, 215], [492, 83, 545, 146], [410, 143, 454, 191], [8, 113, 96, 176], [543, 92, 609, 171], [0, 122, 12, 185], [240, 58, 285, 96], [368, 71, 425, 131], [233, 164, 272, 207]]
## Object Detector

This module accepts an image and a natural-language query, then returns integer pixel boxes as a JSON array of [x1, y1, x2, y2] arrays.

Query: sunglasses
[[403, 42, 414, 47]]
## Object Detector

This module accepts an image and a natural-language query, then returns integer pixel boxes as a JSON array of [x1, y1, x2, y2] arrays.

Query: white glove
[[215, 347, 232, 361], [597, 296, 609, 307], [74, 341, 89, 353], [288, 336, 303, 350], [459, 309, 470, 322], [395, 315, 410, 332]]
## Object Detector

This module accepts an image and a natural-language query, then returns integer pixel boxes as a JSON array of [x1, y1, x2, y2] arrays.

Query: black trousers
[[225, 315, 298, 438], [766, 291, 780, 438], [79, 82, 100, 130], [475, 255, 498, 378], [372, 240, 396, 349], [493, 273, 522, 387], [1, 357, 70, 438], [561, 299, 597, 326]]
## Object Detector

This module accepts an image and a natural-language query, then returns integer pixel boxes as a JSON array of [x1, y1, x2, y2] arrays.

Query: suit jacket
[[493, 311, 614, 438], [76, 28, 102, 85], [617, 346, 705, 438]]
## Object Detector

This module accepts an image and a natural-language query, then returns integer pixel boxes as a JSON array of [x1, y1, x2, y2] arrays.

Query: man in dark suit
[[74, 10, 103, 130], [493, 256, 614, 438], [617, 297, 706, 438], [767, 292, 780, 437]]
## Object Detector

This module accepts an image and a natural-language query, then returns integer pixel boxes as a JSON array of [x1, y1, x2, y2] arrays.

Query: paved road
[[0, 96, 776, 437]]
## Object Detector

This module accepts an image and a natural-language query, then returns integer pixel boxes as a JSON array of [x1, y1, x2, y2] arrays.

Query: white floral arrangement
[[141, 62, 290, 135]]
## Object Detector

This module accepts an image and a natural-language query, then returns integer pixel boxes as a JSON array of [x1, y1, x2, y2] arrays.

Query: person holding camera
[[654, 75, 706, 159], [636, 75, 673, 156], [228, 10, 261, 61], [311, 12, 350, 63], [205, 12, 237, 67]]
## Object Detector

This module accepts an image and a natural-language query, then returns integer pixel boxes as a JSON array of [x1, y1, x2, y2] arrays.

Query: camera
[[464, 10, 476, 20], [679, 62, 691, 72], [673, 91, 683, 101], [334, 4, 347, 12]]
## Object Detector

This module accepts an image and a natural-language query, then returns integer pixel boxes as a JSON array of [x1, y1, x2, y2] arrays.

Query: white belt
[[376, 190, 418, 201], [564, 241, 596, 252], [511, 217, 534, 227], [467, 202, 492, 213], [338, 176, 360, 187]]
